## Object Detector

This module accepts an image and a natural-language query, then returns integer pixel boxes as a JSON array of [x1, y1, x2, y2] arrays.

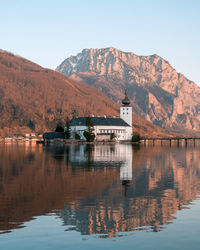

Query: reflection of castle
[[59, 146, 200, 236], [68, 144, 133, 181]]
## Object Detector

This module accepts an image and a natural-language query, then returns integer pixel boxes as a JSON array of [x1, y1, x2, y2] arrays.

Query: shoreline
[[0, 138, 140, 145]]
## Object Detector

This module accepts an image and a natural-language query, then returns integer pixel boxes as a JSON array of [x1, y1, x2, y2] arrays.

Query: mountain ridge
[[56, 47, 200, 134], [0, 50, 168, 137]]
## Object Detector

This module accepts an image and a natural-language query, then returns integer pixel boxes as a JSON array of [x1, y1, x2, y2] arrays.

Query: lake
[[0, 142, 200, 249]]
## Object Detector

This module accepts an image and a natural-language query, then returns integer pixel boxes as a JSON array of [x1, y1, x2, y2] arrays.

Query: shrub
[[132, 132, 141, 142]]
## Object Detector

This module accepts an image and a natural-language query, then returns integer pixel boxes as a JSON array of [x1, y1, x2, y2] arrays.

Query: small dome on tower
[[122, 91, 130, 105]]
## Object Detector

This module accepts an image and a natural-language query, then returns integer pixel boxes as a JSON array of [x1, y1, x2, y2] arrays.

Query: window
[[127, 108, 128, 110], [123, 112, 125, 115], [127, 113, 128, 114]]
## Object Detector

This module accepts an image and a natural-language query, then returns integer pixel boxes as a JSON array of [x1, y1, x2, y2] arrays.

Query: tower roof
[[122, 91, 131, 105]]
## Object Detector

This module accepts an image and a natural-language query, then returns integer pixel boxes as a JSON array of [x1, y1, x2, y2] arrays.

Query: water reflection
[[0, 143, 200, 237]]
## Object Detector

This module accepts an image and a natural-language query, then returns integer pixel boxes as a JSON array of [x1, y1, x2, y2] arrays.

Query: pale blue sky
[[1, 0, 200, 85]]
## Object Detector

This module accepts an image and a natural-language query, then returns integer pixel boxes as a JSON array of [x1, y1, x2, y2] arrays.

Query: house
[[69, 92, 133, 141]]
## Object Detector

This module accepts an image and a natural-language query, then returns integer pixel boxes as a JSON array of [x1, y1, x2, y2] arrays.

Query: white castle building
[[70, 92, 133, 141]]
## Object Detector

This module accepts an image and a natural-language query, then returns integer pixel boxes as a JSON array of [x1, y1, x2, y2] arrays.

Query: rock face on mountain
[[0, 50, 167, 136], [56, 47, 200, 133]]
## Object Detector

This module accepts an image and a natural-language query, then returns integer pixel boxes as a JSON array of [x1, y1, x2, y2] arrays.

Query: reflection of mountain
[[60, 146, 200, 236], [0, 144, 200, 237], [0, 144, 119, 233]]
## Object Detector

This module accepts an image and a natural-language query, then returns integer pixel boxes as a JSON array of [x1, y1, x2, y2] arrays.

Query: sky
[[0, 0, 200, 85]]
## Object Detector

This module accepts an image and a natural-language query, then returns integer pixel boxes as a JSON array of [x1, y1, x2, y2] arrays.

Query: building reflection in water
[[0, 143, 200, 237]]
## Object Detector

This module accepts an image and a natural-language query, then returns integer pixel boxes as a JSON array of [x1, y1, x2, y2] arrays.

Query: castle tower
[[120, 91, 132, 126]]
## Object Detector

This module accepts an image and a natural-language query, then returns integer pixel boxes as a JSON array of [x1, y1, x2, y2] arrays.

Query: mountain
[[0, 50, 118, 135], [56, 47, 200, 134], [0, 50, 167, 137]]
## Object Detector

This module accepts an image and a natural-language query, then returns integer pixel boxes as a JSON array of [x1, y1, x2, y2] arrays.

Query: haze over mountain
[[56, 47, 200, 134], [0, 50, 167, 136]]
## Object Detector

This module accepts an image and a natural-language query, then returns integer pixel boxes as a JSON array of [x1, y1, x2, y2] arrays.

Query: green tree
[[83, 131, 95, 142], [132, 132, 141, 142], [84, 117, 95, 142], [55, 123, 64, 132], [65, 117, 71, 139], [86, 117, 94, 133]]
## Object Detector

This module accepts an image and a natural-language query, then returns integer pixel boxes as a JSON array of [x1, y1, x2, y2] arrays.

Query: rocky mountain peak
[[56, 48, 200, 134]]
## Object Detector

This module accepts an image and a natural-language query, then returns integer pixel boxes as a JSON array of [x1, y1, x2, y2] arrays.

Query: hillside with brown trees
[[0, 50, 168, 136]]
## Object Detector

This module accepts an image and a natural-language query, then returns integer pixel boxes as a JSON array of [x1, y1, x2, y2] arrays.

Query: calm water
[[0, 143, 200, 249]]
